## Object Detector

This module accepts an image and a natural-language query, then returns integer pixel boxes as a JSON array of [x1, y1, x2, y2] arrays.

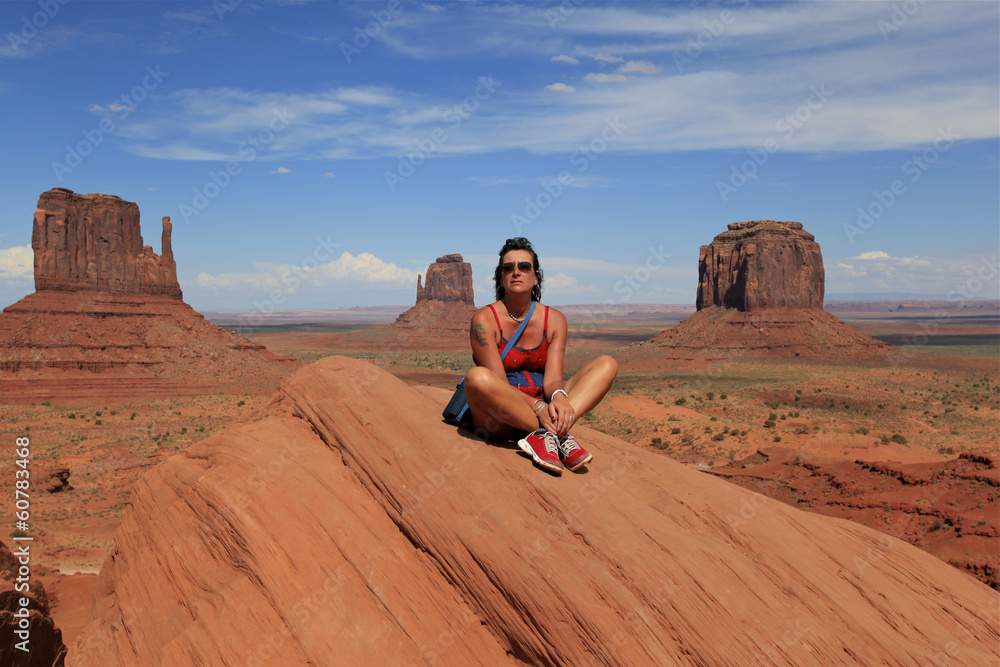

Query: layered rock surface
[[69, 357, 999, 666], [415, 253, 474, 304], [697, 220, 823, 311], [629, 220, 892, 365], [0, 189, 299, 403], [33, 188, 181, 298]]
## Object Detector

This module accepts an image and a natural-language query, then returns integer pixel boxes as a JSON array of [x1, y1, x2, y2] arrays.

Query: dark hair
[[494, 237, 543, 301]]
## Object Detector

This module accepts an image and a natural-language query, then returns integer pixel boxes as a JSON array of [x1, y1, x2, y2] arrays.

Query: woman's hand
[[546, 392, 574, 436]]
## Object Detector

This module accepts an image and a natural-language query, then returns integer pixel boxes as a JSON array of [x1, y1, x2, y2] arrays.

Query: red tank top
[[489, 304, 549, 373]]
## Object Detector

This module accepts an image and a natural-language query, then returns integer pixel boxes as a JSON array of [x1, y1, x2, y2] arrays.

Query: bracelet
[[551, 389, 569, 401], [533, 402, 547, 415]]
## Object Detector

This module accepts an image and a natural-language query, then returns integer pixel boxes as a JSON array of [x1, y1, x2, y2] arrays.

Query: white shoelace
[[543, 431, 560, 455], [559, 434, 579, 453]]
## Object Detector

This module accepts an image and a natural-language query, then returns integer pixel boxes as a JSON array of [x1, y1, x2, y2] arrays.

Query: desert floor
[[1, 304, 996, 648]]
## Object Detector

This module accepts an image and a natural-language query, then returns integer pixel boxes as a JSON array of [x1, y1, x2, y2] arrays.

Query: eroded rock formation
[[387, 253, 476, 344], [0, 540, 67, 666], [68, 357, 999, 665], [697, 220, 824, 311], [627, 220, 893, 366], [416, 254, 474, 304], [33, 188, 181, 298], [0, 189, 300, 404]]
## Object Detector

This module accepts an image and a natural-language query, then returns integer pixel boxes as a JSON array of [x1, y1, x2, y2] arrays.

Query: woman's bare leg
[[464, 366, 538, 438], [564, 354, 618, 423]]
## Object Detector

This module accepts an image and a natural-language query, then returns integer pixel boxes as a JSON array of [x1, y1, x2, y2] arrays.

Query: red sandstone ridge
[[69, 356, 998, 665], [0, 189, 300, 404], [625, 220, 893, 367]]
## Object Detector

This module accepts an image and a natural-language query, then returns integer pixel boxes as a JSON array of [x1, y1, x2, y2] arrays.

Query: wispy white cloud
[[0, 245, 33, 282], [270, 166, 292, 173], [618, 60, 660, 74], [545, 82, 576, 93], [827, 250, 1000, 297], [196, 251, 418, 293], [591, 52, 624, 63], [100, 2, 996, 160], [584, 73, 628, 83]]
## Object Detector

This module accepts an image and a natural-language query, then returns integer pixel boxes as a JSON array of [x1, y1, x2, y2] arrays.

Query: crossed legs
[[464, 355, 618, 440]]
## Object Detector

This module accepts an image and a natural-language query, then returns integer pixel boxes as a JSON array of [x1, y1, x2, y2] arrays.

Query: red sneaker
[[557, 434, 592, 472], [517, 429, 564, 474]]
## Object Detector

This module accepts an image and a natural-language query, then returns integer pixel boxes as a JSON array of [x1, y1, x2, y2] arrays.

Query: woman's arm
[[470, 307, 507, 379], [542, 308, 574, 435]]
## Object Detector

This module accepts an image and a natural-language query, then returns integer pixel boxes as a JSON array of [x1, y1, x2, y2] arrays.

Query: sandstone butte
[[626, 220, 894, 367], [319, 253, 478, 353], [69, 356, 999, 666], [0, 188, 300, 404]]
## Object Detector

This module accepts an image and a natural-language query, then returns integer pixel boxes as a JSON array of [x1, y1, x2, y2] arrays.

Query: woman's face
[[500, 249, 536, 297]]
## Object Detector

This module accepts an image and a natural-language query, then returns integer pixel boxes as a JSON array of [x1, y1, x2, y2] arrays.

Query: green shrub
[[671, 427, 681, 434], [763, 420, 776, 429], [889, 434, 907, 445], [674, 397, 686, 406], [856, 427, 869, 435]]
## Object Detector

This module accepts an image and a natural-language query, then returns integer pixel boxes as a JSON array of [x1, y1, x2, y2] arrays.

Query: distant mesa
[[33, 187, 182, 297], [415, 253, 474, 305], [626, 220, 894, 366], [0, 188, 300, 404], [696, 220, 823, 311], [388, 253, 477, 341]]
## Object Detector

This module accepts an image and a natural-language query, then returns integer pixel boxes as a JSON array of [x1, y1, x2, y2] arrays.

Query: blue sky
[[0, 0, 997, 312]]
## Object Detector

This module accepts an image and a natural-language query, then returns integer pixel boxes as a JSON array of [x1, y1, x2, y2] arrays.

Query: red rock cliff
[[697, 220, 823, 311], [32, 188, 181, 298], [415, 254, 474, 304]]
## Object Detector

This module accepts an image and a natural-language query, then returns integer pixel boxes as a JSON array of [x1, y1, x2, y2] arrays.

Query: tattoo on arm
[[473, 322, 489, 347]]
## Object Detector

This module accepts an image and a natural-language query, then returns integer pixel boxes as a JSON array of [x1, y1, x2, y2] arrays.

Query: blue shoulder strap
[[499, 300, 536, 361]]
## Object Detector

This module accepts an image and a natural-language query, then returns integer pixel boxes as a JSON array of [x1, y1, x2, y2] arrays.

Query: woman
[[463, 237, 618, 474]]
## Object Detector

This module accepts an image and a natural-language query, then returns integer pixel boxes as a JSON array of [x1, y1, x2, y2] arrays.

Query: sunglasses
[[501, 261, 534, 274]]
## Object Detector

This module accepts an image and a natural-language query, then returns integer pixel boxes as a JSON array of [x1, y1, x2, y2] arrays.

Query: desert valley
[[0, 190, 996, 665]]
